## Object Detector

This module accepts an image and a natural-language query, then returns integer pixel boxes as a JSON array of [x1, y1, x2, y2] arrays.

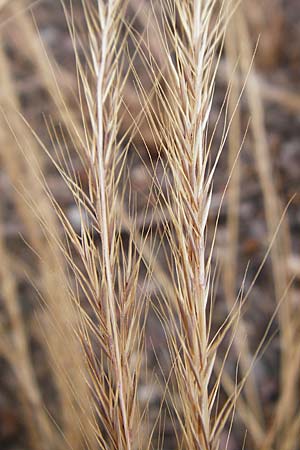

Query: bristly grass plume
[[1, 1, 298, 450]]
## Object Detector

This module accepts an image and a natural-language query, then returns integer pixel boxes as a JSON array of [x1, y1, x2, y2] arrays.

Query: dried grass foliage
[[0, 1, 299, 450]]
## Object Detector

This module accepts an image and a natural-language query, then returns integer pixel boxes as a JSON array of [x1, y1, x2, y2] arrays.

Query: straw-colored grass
[[0, 1, 299, 450]]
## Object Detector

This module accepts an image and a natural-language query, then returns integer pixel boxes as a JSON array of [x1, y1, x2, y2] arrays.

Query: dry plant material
[[0, 220, 54, 450], [223, 10, 265, 440], [42, 1, 156, 449], [137, 1, 245, 448], [236, 7, 299, 450], [2, 1, 300, 450], [0, 22, 92, 450]]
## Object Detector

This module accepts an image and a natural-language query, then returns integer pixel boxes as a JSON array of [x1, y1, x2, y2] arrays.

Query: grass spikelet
[[142, 1, 240, 448], [44, 1, 152, 449]]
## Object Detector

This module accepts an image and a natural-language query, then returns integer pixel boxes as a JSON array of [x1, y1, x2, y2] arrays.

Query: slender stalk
[[236, 9, 296, 450], [96, 3, 131, 446]]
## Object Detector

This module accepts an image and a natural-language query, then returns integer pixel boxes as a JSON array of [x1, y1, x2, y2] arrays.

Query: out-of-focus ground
[[0, 1, 299, 449]]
